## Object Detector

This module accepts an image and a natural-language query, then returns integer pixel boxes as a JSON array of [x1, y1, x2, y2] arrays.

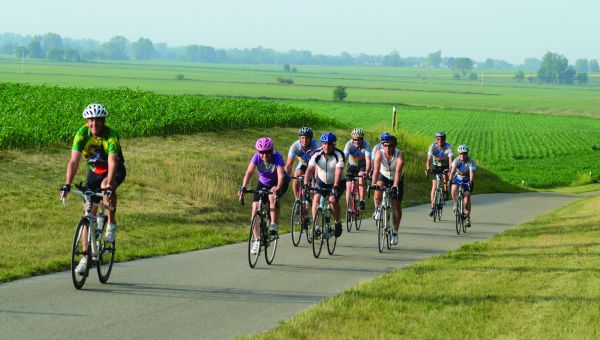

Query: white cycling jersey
[[428, 142, 454, 167], [452, 157, 476, 180], [371, 143, 382, 161], [288, 139, 320, 167], [343, 139, 372, 166], [378, 148, 403, 181], [308, 148, 345, 184]]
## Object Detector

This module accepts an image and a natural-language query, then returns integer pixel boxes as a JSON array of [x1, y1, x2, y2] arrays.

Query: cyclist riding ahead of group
[[60, 103, 127, 275]]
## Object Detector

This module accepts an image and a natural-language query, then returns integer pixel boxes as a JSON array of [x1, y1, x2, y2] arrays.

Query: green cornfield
[[0, 82, 338, 149]]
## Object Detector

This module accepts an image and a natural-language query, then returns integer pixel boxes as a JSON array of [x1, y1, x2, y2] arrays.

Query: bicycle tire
[[377, 208, 385, 253], [355, 209, 362, 231], [433, 189, 439, 222], [291, 200, 303, 247], [461, 201, 467, 234], [455, 197, 463, 235], [385, 208, 392, 250], [306, 204, 313, 244], [437, 187, 444, 221], [248, 214, 261, 268], [265, 230, 278, 265], [346, 209, 353, 233], [71, 218, 90, 290], [326, 211, 337, 255], [312, 208, 325, 258]]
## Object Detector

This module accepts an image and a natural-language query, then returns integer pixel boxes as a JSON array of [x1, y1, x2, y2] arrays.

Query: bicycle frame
[[372, 185, 393, 252]]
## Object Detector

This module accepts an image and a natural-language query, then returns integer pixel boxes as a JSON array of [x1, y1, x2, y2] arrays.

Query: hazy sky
[[1, 0, 597, 63]]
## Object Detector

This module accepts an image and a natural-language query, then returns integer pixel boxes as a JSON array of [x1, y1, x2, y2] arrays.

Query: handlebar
[[238, 187, 275, 206], [61, 186, 114, 211]]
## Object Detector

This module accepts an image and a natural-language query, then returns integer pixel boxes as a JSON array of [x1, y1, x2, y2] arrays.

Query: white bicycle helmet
[[351, 128, 365, 138], [457, 144, 469, 153], [82, 103, 108, 119]]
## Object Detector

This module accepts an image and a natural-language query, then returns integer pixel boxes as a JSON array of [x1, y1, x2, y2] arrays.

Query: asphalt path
[[0, 192, 578, 339]]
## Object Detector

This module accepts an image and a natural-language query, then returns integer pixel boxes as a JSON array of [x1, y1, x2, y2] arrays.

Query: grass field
[[2, 57, 600, 117], [254, 193, 600, 339]]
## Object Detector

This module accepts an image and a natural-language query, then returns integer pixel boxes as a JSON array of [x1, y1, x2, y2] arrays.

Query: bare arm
[[393, 151, 405, 187], [284, 156, 294, 176], [304, 165, 315, 186], [106, 153, 118, 188], [371, 152, 382, 184], [65, 150, 82, 185], [241, 162, 257, 189], [275, 165, 285, 192]]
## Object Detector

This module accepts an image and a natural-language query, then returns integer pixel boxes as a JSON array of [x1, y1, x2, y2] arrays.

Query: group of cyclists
[[238, 124, 476, 254], [59, 103, 476, 275]]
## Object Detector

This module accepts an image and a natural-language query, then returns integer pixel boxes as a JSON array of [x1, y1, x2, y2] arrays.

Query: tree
[[1, 42, 16, 55], [132, 38, 154, 60], [467, 72, 478, 81], [14, 46, 28, 58], [590, 59, 599, 72], [283, 64, 290, 72], [64, 49, 81, 62], [537, 52, 574, 84], [576, 72, 588, 85], [46, 48, 64, 61], [523, 58, 542, 71], [453, 57, 473, 75], [483, 58, 494, 69], [102, 36, 129, 60], [27, 38, 43, 59], [427, 50, 442, 68], [42, 33, 62, 51], [185, 44, 216, 62], [382, 51, 403, 67], [514, 70, 525, 82], [333, 85, 347, 101], [574, 59, 588, 72]]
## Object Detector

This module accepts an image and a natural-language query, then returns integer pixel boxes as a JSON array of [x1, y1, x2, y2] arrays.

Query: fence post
[[392, 106, 397, 131]]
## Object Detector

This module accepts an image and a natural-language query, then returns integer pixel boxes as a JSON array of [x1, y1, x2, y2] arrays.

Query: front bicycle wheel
[[385, 208, 392, 250], [248, 214, 261, 268], [461, 202, 467, 234], [312, 208, 324, 258], [97, 238, 115, 283], [326, 212, 337, 255], [455, 200, 462, 235], [291, 200, 303, 247], [346, 209, 353, 233], [355, 209, 363, 231], [377, 208, 385, 253], [71, 218, 91, 290]]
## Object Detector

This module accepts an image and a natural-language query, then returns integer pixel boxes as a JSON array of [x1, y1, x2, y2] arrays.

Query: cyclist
[[371, 132, 392, 218], [343, 128, 371, 211], [284, 126, 320, 199], [371, 134, 405, 245], [425, 131, 454, 217], [448, 144, 476, 228], [238, 137, 290, 254], [60, 103, 126, 275], [304, 132, 345, 238]]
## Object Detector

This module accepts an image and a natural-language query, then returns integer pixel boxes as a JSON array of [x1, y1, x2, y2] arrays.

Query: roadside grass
[[253, 193, 600, 339], [0, 128, 520, 282]]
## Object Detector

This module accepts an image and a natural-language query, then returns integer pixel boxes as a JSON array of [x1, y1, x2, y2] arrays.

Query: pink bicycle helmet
[[255, 137, 274, 152]]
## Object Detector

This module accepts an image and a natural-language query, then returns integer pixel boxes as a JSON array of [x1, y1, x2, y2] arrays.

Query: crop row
[[0, 82, 338, 149]]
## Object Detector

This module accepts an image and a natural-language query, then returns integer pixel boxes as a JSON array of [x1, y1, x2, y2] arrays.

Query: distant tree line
[[0, 32, 598, 85]]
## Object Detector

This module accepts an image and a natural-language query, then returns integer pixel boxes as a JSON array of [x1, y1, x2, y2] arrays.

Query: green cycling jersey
[[71, 125, 125, 175]]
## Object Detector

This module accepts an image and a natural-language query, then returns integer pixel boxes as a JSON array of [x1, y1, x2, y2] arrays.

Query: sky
[[1, 0, 597, 63]]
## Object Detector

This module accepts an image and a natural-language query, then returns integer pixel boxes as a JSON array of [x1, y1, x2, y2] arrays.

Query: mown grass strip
[[253, 193, 600, 339], [0, 82, 338, 149]]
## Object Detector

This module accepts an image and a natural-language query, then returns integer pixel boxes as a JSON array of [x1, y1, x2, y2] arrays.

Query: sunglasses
[[259, 150, 273, 155], [382, 143, 395, 147], [352, 138, 362, 142], [460, 152, 468, 155]]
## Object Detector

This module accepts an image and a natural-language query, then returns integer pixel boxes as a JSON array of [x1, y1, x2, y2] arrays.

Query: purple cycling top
[[251, 151, 285, 186]]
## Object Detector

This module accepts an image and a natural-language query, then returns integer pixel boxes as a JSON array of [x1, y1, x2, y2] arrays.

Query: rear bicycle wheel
[[346, 198, 354, 232], [312, 208, 324, 258], [97, 230, 115, 283], [248, 214, 261, 268], [291, 200, 303, 247], [71, 218, 91, 290]]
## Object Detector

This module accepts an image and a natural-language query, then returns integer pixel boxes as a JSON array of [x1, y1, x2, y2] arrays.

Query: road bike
[[371, 185, 393, 253], [311, 188, 338, 258], [429, 170, 448, 222], [345, 173, 366, 232], [240, 188, 278, 268], [62, 183, 115, 290], [290, 176, 312, 246], [454, 182, 468, 235]]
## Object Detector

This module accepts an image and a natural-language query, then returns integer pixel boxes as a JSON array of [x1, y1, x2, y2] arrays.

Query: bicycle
[[310, 188, 338, 258], [429, 170, 448, 223], [371, 185, 393, 253], [240, 188, 278, 268], [61, 183, 115, 290], [346, 173, 366, 232], [454, 182, 467, 235], [290, 176, 312, 246]]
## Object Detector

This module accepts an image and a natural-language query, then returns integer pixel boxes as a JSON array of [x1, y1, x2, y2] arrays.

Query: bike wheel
[[433, 190, 439, 222], [248, 214, 261, 268], [265, 231, 278, 265], [455, 201, 462, 235], [291, 200, 303, 247], [385, 208, 392, 250], [355, 209, 362, 231], [312, 208, 324, 258], [461, 202, 467, 233], [71, 218, 90, 290], [346, 209, 353, 232], [97, 238, 115, 283], [377, 208, 385, 253], [327, 212, 337, 255]]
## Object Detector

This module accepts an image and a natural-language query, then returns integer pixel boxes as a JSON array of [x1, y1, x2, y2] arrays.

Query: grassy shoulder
[[0, 127, 520, 282], [253, 193, 600, 339]]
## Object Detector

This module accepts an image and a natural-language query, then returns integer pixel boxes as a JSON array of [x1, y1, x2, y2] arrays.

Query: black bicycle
[[61, 183, 115, 290], [290, 176, 312, 246], [240, 188, 278, 268], [430, 170, 448, 222], [454, 183, 467, 235], [311, 188, 338, 258]]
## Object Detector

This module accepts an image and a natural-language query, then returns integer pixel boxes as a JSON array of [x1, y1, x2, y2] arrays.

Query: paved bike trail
[[0, 192, 577, 339]]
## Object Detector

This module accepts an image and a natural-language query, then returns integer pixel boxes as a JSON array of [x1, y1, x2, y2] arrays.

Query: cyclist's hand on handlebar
[[60, 183, 71, 199], [425, 168, 430, 177], [103, 186, 114, 199]]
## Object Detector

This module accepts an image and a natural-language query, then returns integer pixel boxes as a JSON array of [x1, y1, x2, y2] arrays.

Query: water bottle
[[96, 213, 104, 239]]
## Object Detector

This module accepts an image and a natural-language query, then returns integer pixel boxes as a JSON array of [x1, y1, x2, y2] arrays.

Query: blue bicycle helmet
[[380, 132, 392, 142], [320, 132, 337, 143], [382, 134, 397, 144]]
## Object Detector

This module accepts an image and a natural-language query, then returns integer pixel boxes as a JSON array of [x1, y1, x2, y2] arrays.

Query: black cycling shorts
[[314, 178, 345, 201], [86, 166, 126, 203], [431, 165, 450, 175], [376, 174, 404, 201], [346, 165, 366, 181], [253, 175, 290, 202]]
